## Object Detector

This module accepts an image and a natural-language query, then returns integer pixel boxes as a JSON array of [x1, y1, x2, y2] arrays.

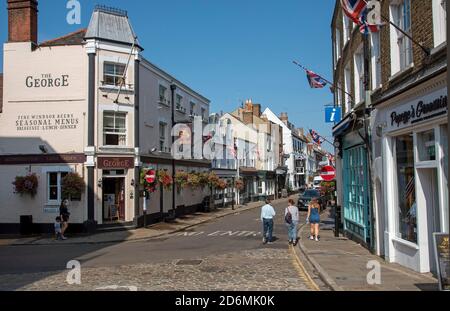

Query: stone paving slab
[[297, 208, 439, 291], [2, 198, 291, 246]]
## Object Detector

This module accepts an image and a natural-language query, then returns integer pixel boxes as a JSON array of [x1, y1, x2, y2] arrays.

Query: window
[[433, 0, 447, 47], [258, 180, 263, 194], [48, 172, 68, 203], [201, 108, 206, 121], [335, 28, 341, 62], [390, 0, 413, 74], [103, 112, 127, 146], [371, 32, 382, 89], [354, 48, 365, 104], [336, 82, 343, 108], [344, 63, 352, 113], [159, 122, 167, 152], [104, 63, 126, 86], [395, 134, 417, 243], [176, 94, 183, 110], [159, 85, 167, 103], [343, 15, 351, 43], [190, 102, 195, 116]]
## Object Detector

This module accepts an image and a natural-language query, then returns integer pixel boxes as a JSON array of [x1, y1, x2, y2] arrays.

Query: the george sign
[[386, 88, 447, 132], [320, 165, 336, 182], [433, 233, 450, 291], [98, 157, 134, 169], [25, 74, 69, 88], [325, 107, 342, 123]]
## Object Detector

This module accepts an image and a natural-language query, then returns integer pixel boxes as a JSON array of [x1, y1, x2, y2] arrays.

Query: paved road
[[0, 199, 318, 291]]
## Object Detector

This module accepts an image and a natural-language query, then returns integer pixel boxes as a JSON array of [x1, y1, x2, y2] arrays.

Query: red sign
[[98, 157, 134, 169], [145, 170, 156, 183], [320, 165, 336, 182]]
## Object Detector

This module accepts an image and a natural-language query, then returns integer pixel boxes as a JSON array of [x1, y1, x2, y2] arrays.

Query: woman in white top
[[285, 198, 300, 245]]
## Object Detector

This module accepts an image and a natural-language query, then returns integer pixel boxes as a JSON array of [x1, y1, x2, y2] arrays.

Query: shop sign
[[25, 74, 69, 88], [433, 233, 450, 291], [387, 89, 447, 132], [98, 157, 134, 169], [16, 113, 80, 132]]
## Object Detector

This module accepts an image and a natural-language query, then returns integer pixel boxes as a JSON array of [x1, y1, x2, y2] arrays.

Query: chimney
[[253, 104, 261, 117], [280, 112, 288, 124], [243, 111, 253, 125], [7, 0, 38, 44]]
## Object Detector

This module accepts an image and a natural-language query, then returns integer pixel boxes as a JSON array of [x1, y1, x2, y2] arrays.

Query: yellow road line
[[289, 245, 320, 291]]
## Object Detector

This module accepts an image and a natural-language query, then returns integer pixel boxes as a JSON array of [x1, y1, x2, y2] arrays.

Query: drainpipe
[[134, 55, 141, 227], [170, 84, 177, 217]]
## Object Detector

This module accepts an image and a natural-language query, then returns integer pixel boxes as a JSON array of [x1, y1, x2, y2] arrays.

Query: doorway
[[417, 167, 441, 275], [102, 177, 126, 222]]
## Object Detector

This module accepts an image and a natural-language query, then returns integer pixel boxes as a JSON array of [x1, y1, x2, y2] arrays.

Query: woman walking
[[59, 199, 70, 240], [307, 197, 321, 241], [285, 199, 299, 246]]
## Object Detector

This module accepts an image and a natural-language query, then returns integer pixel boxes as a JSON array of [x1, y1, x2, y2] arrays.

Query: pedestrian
[[54, 216, 62, 240], [285, 198, 299, 246], [59, 199, 70, 240], [260, 198, 276, 244], [307, 197, 321, 241]]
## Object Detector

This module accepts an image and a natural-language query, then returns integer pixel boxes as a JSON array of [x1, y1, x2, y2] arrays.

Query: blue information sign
[[325, 107, 342, 123]]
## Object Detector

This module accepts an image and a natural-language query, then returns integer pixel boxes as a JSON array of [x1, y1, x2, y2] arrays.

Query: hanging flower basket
[[61, 172, 85, 200], [187, 172, 201, 189], [140, 168, 158, 194], [234, 179, 245, 191], [157, 169, 173, 190], [198, 172, 210, 188], [217, 179, 228, 190], [12, 173, 38, 197], [175, 171, 189, 189]]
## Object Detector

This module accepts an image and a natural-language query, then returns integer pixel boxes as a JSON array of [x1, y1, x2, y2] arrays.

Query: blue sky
[[0, 0, 335, 152]]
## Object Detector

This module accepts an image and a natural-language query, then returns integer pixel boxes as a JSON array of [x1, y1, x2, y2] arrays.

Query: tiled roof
[[39, 29, 87, 47], [0, 73, 3, 113]]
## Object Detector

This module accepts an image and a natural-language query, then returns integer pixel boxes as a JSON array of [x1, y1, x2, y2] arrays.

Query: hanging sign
[[325, 107, 342, 123]]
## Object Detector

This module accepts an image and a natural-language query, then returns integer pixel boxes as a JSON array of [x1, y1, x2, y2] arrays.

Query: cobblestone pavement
[[0, 248, 313, 291]]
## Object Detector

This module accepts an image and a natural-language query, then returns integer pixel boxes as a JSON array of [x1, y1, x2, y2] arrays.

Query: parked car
[[297, 189, 325, 211]]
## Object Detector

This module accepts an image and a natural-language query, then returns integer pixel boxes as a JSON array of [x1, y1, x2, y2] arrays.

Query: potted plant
[[61, 172, 85, 201], [12, 173, 38, 197]]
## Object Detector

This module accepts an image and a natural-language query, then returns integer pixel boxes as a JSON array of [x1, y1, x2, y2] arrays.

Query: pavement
[[296, 207, 440, 291], [0, 199, 285, 246]]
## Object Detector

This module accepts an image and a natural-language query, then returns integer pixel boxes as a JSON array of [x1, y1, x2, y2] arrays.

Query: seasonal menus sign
[[386, 88, 447, 132], [433, 233, 450, 291], [16, 113, 80, 132]]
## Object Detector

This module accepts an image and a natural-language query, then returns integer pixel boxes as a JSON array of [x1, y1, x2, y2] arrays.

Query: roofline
[[39, 28, 87, 47], [140, 57, 210, 104], [83, 36, 144, 51]]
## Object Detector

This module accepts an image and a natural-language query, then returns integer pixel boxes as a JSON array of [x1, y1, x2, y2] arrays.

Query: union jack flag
[[341, 0, 382, 34], [306, 70, 327, 89], [340, 0, 366, 24], [309, 129, 322, 145]]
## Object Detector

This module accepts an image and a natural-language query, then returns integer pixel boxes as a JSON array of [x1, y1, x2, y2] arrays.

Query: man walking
[[261, 199, 276, 244]]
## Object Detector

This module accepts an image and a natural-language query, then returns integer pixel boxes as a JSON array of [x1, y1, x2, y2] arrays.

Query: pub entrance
[[102, 170, 126, 223]]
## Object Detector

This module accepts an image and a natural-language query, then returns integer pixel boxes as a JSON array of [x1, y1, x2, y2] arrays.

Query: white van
[[313, 176, 323, 189]]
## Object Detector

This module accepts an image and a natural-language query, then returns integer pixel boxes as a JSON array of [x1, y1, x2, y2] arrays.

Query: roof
[[39, 29, 87, 47], [0, 73, 3, 113], [85, 5, 142, 49]]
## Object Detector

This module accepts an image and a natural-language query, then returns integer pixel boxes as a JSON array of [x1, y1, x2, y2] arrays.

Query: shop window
[[417, 129, 436, 161], [47, 172, 68, 203], [395, 134, 417, 243], [103, 63, 126, 87]]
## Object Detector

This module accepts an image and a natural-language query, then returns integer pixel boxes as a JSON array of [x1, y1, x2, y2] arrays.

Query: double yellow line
[[289, 244, 320, 291]]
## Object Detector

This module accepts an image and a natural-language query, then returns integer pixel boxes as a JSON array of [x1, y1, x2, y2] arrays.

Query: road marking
[[289, 245, 320, 291]]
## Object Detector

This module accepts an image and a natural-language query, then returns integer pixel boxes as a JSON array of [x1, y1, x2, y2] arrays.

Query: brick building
[[331, 0, 447, 274]]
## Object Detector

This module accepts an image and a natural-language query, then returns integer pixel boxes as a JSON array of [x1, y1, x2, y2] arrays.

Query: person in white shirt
[[285, 199, 300, 245], [261, 199, 276, 244]]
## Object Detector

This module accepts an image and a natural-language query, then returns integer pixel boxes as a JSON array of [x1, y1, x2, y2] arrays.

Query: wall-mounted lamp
[[98, 178, 103, 188], [131, 179, 135, 186]]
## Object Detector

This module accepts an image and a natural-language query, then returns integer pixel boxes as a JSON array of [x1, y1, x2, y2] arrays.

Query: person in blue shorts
[[307, 197, 321, 241]]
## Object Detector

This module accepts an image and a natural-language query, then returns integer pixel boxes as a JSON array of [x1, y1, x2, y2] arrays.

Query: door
[[417, 168, 441, 274], [117, 178, 125, 221]]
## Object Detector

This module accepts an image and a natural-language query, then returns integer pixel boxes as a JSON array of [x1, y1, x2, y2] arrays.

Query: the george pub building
[[0, 1, 210, 233]]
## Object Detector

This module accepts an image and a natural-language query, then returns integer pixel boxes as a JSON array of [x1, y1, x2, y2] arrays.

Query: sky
[[0, 0, 336, 153]]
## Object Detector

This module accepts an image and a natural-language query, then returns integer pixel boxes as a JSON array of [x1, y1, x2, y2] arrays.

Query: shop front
[[374, 75, 448, 273], [97, 156, 134, 224]]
